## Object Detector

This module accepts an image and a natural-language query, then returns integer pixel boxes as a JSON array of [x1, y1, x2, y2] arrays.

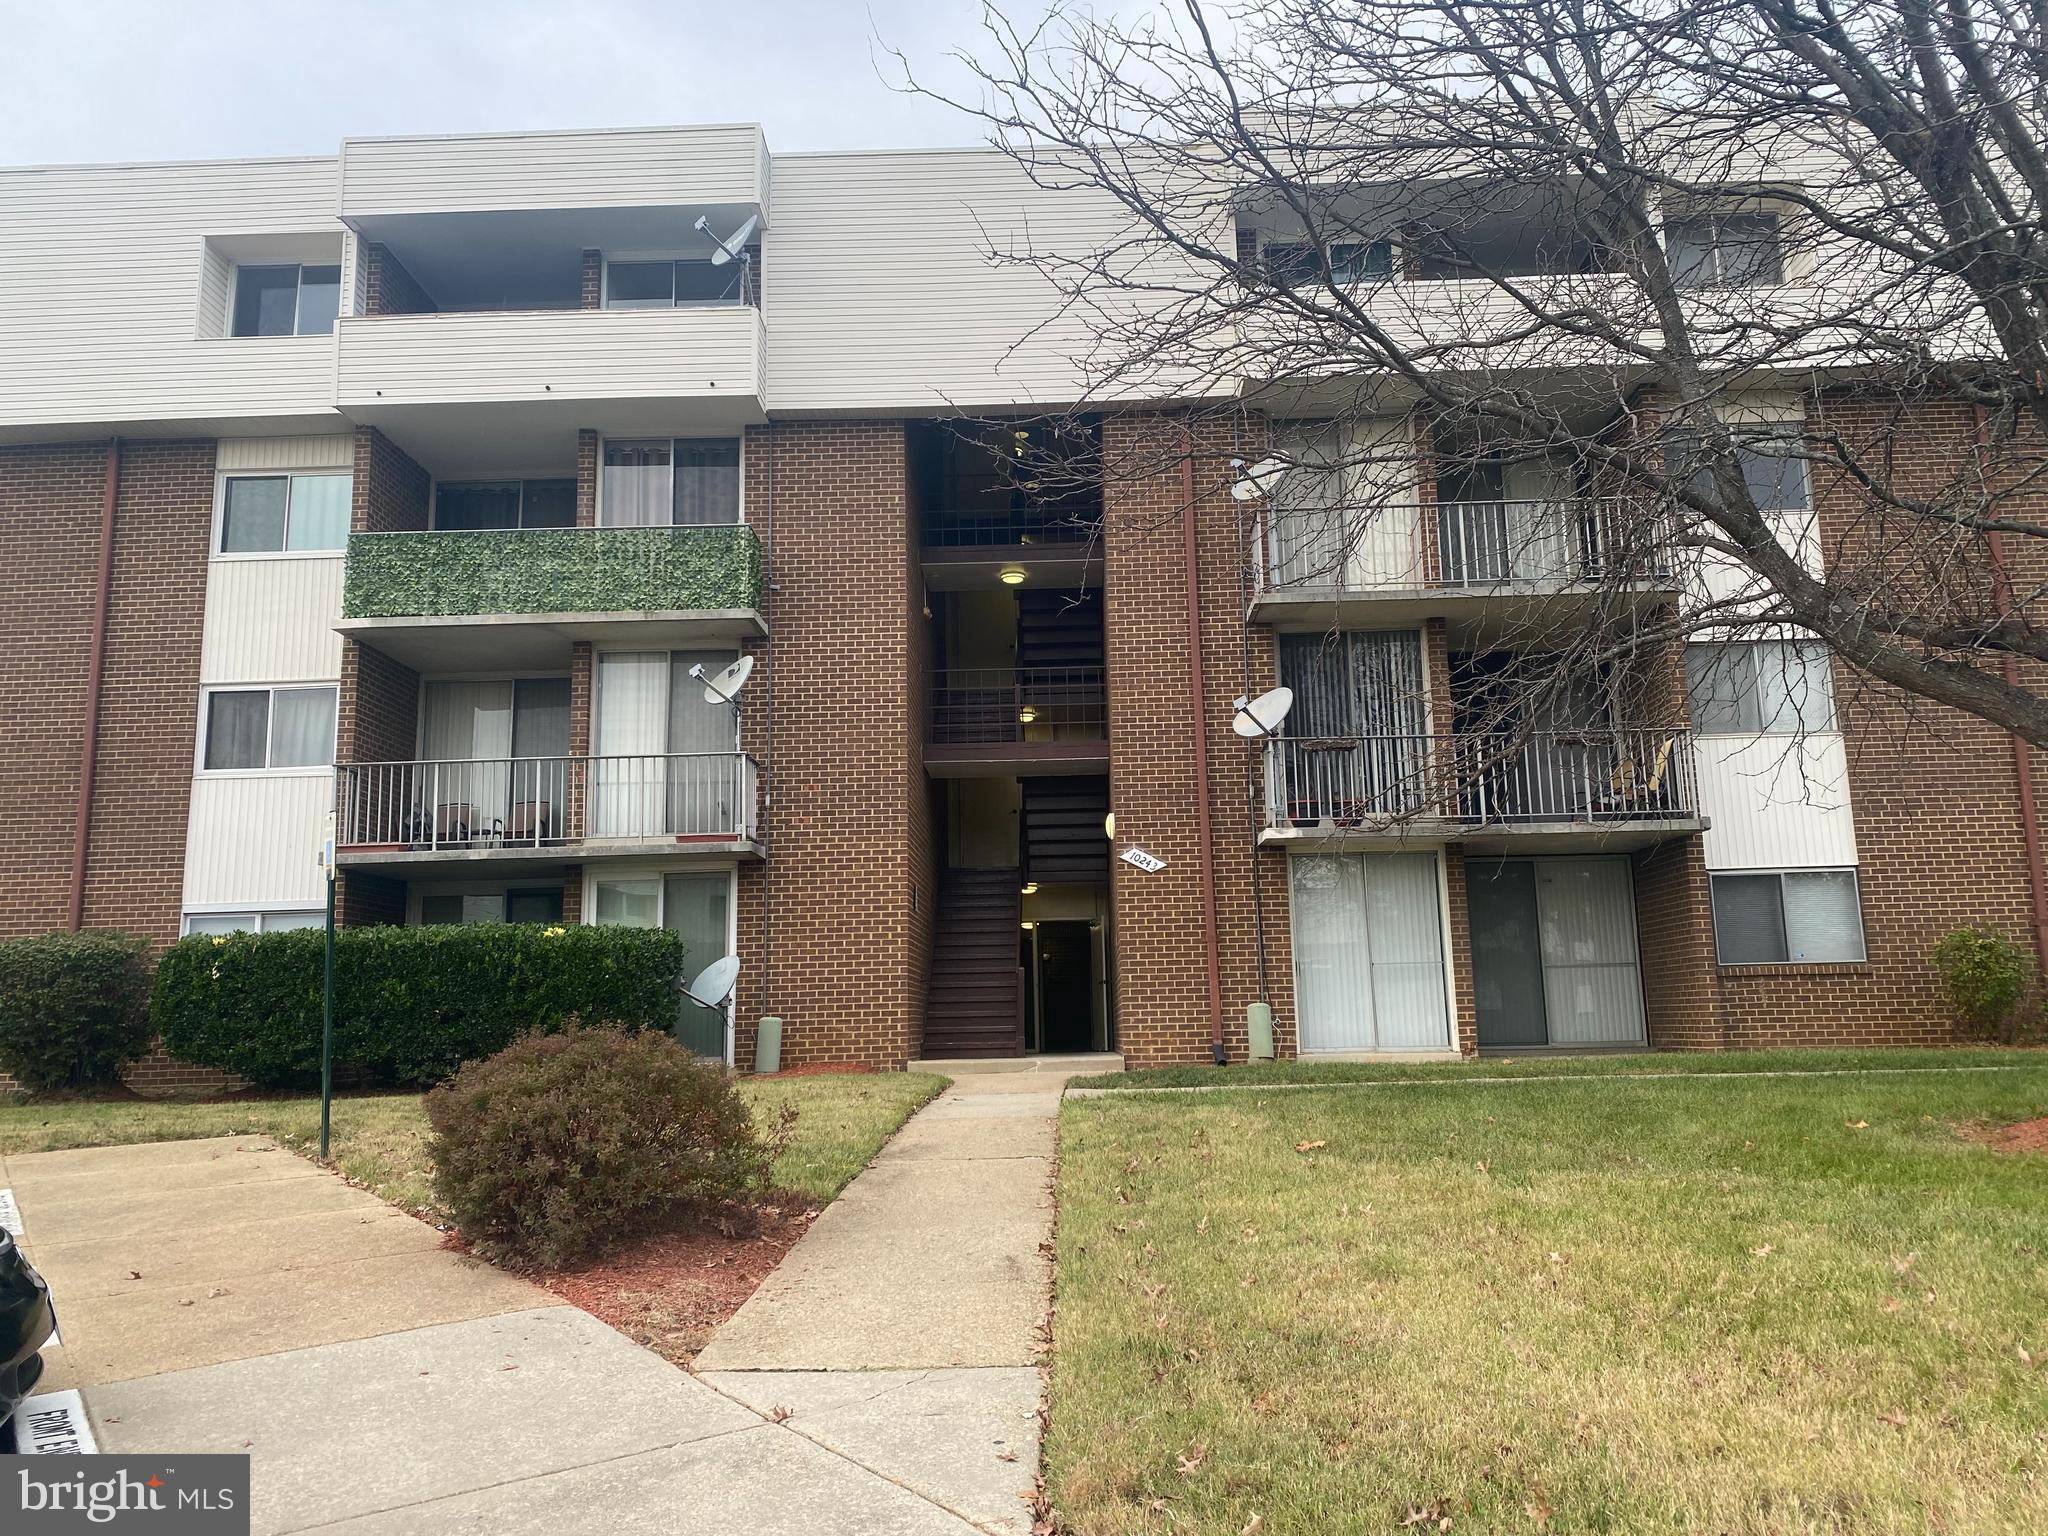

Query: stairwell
[[922, 867, 1025, 1058]]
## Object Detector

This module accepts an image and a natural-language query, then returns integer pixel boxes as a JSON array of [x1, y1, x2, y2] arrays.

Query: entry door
[[665, 872, 731, 1060], [1534, 859, 1647, 1045], [1290, 853, 1450, 1052], [1035, 922, 1095, 1054], [1469, 860, 1549, 1047]]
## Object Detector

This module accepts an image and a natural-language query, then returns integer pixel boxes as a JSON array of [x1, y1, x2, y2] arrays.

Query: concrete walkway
[[696, 1058, 1105, 1536], [0, 1132, 1052, 1534]]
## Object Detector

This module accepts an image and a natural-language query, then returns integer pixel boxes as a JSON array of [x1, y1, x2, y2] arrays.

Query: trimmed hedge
[[152, 923, 687, 1089], [426, 1025, 773, 1268], [342, 525, 763, 619], [0, 931, 154, 1093]]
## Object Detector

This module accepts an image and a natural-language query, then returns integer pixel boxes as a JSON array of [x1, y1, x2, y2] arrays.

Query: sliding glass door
[[594, 651, 739, 838], [1289, 853, 1450, 1052], [419, 678, 569, 842]]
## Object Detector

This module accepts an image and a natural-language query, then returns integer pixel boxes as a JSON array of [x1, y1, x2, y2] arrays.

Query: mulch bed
[[1970, 1115, 2048, 1154], [526, 1201, 818, 1367]]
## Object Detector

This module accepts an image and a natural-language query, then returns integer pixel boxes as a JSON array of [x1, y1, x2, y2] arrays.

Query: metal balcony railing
[[920, 508, 1100, 547], [1263, 727, 1697, 830], [337, 752, 759, 851], [1261, 497, 1670, 593], [929, 667, 1108, 744]]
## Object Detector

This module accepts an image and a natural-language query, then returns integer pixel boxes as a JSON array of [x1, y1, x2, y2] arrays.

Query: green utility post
[[319, 816, 337, 1162]]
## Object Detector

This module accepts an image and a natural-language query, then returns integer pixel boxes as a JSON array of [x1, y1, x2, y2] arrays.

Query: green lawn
[[1050, 1056, 2048, 1534], [1070, 1045, 2043, 1091], [0, 1072, 947, 1221]]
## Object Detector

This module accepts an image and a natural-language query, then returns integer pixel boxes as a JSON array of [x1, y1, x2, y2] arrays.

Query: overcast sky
[[0, 0, 1027, 166]]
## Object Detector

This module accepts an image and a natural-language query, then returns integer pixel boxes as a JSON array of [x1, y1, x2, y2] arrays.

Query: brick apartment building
[[0, 124, 2036, 1081]]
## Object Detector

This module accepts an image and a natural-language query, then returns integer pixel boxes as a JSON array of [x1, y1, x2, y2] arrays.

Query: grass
[[0, 1072, 947, 1221], [1069, 1045, 2044, 1091], [1049, 1056, 2048, 1534]]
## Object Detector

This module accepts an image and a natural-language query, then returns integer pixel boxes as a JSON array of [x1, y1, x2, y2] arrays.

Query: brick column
[[576, 430, 600, 527], [1442, 845, 1479, 1055], [567, 641, 593, 840]]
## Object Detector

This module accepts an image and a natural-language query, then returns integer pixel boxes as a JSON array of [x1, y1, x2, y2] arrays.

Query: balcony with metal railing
[[1252, 496, 1677, 627], [335, 750, 761, 867], [1260, 726, 1703, 851], [925, 666, 1109, 777], [919, 507, 1103, 591]]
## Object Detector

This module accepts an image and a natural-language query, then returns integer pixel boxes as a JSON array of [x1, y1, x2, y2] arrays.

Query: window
[[220, 472, 350, 554], [1665, 428, 1809, 514], [601, 439, 740, 526], [1685, 640, 1835, 734], [1263, 239, 1393, 286], [202, 685, 336, 771], [605, 258, 750, 309], [184, 910, 323, 935], [1667, 213, 1784, 289], [231, 263, 341, 336], [593, 878, 661, 927], [434, 479, 576, 530], [419, 889, 563, 926], [1711, 869, 1865, 964]]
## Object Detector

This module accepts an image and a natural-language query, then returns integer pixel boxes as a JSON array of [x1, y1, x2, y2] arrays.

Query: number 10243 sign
[[1119, 846, 1167, 873]]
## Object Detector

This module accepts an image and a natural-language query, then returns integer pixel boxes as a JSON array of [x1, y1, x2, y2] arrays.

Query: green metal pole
[[319, 867, 336, 1162]]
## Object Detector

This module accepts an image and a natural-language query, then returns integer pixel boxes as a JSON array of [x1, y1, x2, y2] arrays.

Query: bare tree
[[896, 0, 2048, 767]]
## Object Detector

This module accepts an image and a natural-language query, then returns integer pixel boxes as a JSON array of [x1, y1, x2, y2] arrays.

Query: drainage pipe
[[1974, 408, 2048, 971], [1180, 421, 1228, 1064], [69, 438, 120, 931]]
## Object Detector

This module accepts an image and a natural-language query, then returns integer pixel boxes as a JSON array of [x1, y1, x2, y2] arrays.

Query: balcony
[[335, 306, 766, 467], [335, 751, 761, 869], [1252, 496, 1675, 627], [920, 508, 1102, 590], [926, 666, 1109, 777], [1261, 727, 1703, 852], [336, 524, 765, 670]]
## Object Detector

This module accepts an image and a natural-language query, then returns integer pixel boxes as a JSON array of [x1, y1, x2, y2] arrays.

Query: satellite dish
[[690, 654, 755, 705], [1232, 686, 1295, 738], [693, 213, 762, 266], [1229, 456, 1292, 503], [682, 954, 740, 1009]]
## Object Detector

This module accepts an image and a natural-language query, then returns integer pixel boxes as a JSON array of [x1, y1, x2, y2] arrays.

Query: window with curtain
[[675, 440, 741, 524], [219, 472, 351, 553], [594, 878, 660, 927], [1663, 428, 1810, 514], [601, 442, 673, 526], [202, 686, 335, 771], [231, 263, 341, 337], [184, 909, 324, 935], [1685, 639, 1835, 734], [1711, 868, 1865, 963], [1279, 630, 1429, 818]]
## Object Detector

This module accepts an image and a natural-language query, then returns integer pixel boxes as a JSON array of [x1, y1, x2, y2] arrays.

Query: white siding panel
[[336, 306, 762, 407], [767, 150, 1158, 412], [201, 558, 345, 684], [216, 435, 353, 471], [0, 157, 345, 430], [1697, 731, 1859, 870], [340, 127, 767, 217], [182, 774, 332, 908]]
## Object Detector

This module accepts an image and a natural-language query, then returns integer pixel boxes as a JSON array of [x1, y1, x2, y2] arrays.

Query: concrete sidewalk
[[697, 1058, 1102, 1535], [1, 1135, 994, 1534]]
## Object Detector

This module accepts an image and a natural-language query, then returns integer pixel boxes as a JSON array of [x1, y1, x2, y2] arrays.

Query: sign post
[[318, 814, 336, 1163]]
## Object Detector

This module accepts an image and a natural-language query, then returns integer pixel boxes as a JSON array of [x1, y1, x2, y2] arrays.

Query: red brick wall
[[0, 442, 106, 938], [1100, 411, 1295, 1067], [363, 243, 436, 316], [729, 420, 932, 1069], [1633, 838, 1726, 1049], [575, 429, 600, 526], [351, 426, 430, 534], [79, 441, 216, 942]]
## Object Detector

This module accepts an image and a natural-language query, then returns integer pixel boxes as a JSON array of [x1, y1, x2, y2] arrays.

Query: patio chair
[[1605, 734, 1679, 816], [505, 800, 554, 844]]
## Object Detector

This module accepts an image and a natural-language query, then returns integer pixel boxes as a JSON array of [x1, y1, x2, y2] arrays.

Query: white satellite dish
[[694, 213, 762, 266], [1231, 686, 1295, 738], [690, 654, 755, 705], [682, 954, 740, 1009], [1229, 456, 1292, 503]]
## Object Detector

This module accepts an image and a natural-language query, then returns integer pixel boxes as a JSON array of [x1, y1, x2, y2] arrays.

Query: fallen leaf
[[1881, 1297, 1902, 1314], [1241, 1516, 1263, 1536], [1295, 1140, 1327, 1153], [996, 1448, 1019, 1463], [1847, 1119, 1870, 1130], [1752, 1244, 1774, 1258], [2019, 1343, 2035, 1367], [1877, 1411, 1908, 1429], [770, 1405, 792, 1423], [1524, 1498, 1553, 1528], [1175, 1442, 1209, 1476]]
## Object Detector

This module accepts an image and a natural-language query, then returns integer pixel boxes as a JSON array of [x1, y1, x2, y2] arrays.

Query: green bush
[[1931, 927, 2039, 1043], [152, 923, 687, 1088], [424, 1025, 774, 1268], [0, 931, 154, 1093]]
